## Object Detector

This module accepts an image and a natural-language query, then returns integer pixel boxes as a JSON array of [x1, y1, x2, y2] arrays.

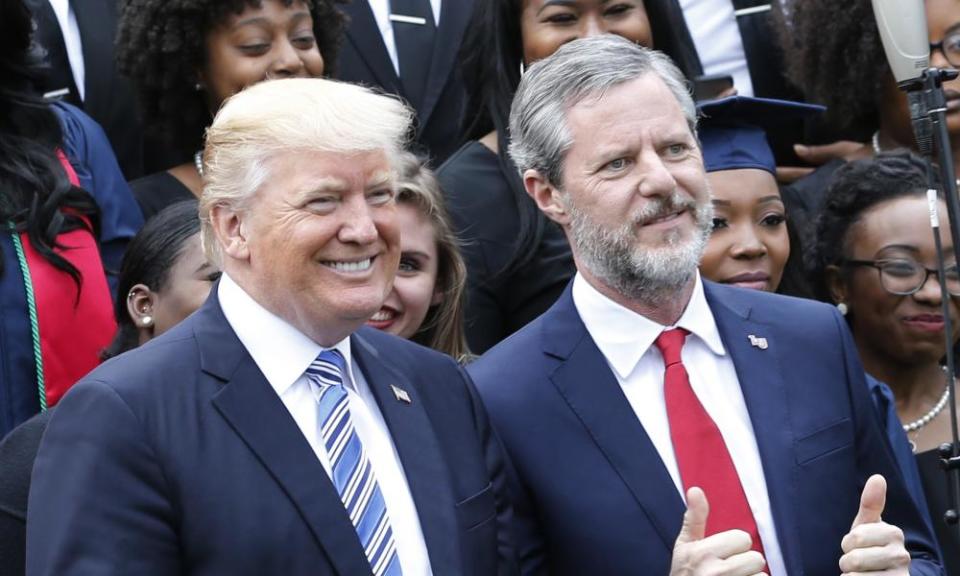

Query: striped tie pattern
[[306, 349, 403, 576]]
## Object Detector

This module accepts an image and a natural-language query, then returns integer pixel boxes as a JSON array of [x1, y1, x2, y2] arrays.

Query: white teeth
[[324, 258, 372, 272], [370, 309, 396, 322]]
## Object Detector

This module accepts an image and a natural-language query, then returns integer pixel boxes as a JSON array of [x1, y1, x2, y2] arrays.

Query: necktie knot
[[655, 328, 688, 367], [306, 349, 347, 388]]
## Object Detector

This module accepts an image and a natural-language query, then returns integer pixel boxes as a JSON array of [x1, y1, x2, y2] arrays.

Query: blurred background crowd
[[1, 0, 960, 571]]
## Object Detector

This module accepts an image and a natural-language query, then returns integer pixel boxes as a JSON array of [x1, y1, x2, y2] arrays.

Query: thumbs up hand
[[839, 475, 911, 574], [670, 487, 768, 576]]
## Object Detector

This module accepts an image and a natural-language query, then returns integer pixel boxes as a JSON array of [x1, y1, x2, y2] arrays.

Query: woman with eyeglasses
[[810, 151, 959, 571]]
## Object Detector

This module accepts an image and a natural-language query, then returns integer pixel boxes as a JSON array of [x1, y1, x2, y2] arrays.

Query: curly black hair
[[807, 150, 933, 303], [778, 0, 888, 137], [116, 0, 346, 158]]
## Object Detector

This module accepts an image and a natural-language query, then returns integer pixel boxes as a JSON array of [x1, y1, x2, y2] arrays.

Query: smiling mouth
[[369, 307, 397, 322], [366, 306, 399, 330], [640, 209, 689, 228], [321, 257, 374, 273], [902, 314, 947, 332]]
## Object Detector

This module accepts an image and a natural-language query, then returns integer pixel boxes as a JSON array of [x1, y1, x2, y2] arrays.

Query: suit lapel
[[342, 1, 402, 92], [704, 283, 803, 574], [197, 292, 372, 575], [645, 0, 703, 78], [542, 289, 684, 553], [351, 330, 460, 574], [417, 0, 471, 127]]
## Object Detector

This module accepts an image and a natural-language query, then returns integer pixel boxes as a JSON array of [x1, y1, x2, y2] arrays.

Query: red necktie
[[656, 328, 764, 554]]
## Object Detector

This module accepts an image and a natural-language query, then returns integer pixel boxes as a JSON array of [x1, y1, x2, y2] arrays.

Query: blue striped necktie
[[306, 349, 403, 576]]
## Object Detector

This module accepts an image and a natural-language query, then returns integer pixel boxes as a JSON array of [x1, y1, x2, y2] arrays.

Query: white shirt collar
[[218, 273, 353, 395], [571, 271, 726, 380]]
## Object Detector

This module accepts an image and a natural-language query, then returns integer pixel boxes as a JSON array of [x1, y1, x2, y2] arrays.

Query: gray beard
[[566, 191, 714, 306]]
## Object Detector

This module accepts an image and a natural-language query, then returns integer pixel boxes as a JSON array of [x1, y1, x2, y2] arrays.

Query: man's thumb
[[677, 487, 709, 544], [852, 474, 887, 528]]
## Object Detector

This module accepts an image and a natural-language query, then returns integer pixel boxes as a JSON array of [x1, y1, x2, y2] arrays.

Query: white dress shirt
[[572, 272, 785, 576], [368, 0, 442, 76], [47, 0, 85, 101], [218, 274, 432, 575], [678, 0, 755, 97]]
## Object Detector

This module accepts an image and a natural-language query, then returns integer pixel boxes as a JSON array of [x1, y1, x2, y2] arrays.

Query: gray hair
[[508, 35, 696, 187], [199, 77, 414, 265]]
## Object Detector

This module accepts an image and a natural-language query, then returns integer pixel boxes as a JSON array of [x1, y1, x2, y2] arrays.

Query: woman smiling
[[117, 0, 345, 220]]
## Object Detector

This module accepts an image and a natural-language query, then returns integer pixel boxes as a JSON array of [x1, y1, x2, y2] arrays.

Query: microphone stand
[[903, 66, 960, 543]]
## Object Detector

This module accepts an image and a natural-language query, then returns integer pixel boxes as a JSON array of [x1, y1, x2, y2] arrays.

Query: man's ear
[[209, 203, 250, 261], [825, 264, 848, 306], [523, 169, 570, 226]]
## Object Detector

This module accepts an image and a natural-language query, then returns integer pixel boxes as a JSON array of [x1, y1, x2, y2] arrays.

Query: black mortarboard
[[698, 96, 826, 175]]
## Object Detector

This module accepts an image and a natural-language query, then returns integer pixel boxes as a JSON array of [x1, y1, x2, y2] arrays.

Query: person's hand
[[669, 487, 767, 576], [839, 475, 911, 575], [775, 140, 873, 184]]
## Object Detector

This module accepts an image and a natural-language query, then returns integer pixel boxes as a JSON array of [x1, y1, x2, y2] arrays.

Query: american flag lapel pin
[[748, 334, 769, 350], [391, 385, 412, 404]]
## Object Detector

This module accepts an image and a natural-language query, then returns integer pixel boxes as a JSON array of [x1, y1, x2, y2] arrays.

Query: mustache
[[631, 193, 696, 226]]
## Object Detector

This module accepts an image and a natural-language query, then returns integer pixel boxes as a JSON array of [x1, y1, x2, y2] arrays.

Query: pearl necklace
[[193, 150, 204, 177], [902, 378, 951, 433]]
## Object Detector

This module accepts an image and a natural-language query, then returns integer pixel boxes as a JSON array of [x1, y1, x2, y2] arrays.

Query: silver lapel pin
[[391, 385, 412, 404], [748, 334, 769, 350], [389, 14, 427, 25]]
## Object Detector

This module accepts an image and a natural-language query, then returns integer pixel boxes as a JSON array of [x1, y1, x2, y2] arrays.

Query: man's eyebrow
[[365, 172, 393, 191], [296, 177, 349, 197]]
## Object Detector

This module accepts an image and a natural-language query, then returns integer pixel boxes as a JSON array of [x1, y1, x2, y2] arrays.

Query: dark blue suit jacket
[[26, 290, 516, 575], [334, 0, 471, 165], [469, 281, 943, 575]]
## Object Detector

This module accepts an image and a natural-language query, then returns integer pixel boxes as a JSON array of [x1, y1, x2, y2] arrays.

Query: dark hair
[[456, 0, 542, 275], [457, 0, 676, 276], [0, 0, 99, 289], [777, 212, 813, 299], [102, 200, 202, 359], [808, 150, 932, 303], [116, 0, 346, 160], [778, 0, 887, 137]]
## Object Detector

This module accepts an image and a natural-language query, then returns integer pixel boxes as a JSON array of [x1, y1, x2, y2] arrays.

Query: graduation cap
[[698, 96, 826, 175]]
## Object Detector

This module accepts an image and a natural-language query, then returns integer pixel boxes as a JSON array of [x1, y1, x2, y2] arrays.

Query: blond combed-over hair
[[199, 77, 414, 265]]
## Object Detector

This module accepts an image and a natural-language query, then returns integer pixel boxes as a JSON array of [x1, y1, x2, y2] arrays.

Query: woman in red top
[[0, 0, 115, 438]]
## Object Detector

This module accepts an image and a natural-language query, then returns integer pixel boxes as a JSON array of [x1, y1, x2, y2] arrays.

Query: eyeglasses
[[931, 32, 960, 69], [844, 258, 960, 296]]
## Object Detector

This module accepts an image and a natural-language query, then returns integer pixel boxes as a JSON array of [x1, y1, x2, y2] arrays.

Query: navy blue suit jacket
[[334, 0, 471, 165], [27, 290, 516, 575], [469, 281, 943, 575]]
